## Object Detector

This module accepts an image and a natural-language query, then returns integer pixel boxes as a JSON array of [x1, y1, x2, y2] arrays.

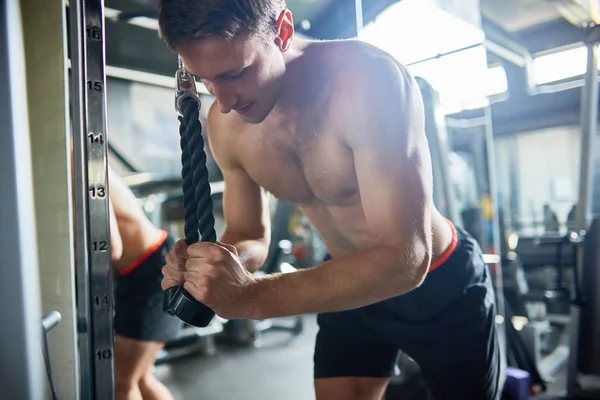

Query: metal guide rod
[[85, 0, 115, 396], [69, 0, 115, 397], [566, 38, 599, 396], [68, 0, 92, 397], [354, 0, 363, 35], [483, 106, 507, 387], [483, 106, 505, 319], [416, 78, 460, 224]]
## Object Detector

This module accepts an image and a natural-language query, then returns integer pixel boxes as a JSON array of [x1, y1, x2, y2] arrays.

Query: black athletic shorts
[[113, 232, 181, 343], [314, 224, 504, 400]]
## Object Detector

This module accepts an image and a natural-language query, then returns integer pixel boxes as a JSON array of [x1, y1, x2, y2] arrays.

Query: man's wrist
[[241, 276, 270, 320]]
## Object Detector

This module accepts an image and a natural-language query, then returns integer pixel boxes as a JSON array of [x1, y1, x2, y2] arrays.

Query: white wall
[[21, 0, 78, 398], [495, 125, 582, 233], [516, 126, 580, 228]]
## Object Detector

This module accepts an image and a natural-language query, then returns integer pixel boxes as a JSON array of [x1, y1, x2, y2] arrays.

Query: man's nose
[[207, 83, 237, 114]]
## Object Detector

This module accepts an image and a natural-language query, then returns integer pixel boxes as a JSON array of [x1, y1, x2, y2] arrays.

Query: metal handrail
[[41, 311, 61, 400], [122, 172, 224, 197], [108, 141, 143, 173], [42, 311, 61, 334]]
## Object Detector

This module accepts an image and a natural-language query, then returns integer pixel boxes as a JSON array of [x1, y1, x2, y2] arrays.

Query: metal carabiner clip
[[175, 58, 201, 114]]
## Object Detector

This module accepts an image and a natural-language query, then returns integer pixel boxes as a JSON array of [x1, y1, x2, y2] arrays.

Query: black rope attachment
[[163, 65, 216, 327]]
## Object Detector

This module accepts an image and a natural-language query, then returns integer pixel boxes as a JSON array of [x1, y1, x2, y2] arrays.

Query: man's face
[[178, 34, 286, 124]]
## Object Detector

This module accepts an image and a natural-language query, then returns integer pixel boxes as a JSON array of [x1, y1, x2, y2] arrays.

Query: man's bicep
[[352, 146, 432, 245], [222, 166, 270, 240], [206, 103, 267, 238]]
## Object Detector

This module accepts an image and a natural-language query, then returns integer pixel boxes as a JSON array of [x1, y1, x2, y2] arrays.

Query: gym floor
[[155, 315, 319, 400], [154, 314, 571, 400]]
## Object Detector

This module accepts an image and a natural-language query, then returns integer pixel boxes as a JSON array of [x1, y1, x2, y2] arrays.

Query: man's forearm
[[248, 244, 430, 320], [220, 230, 269, 273]]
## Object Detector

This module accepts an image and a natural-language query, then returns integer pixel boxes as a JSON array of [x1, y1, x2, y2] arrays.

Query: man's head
[[159, 0, 294, 123]]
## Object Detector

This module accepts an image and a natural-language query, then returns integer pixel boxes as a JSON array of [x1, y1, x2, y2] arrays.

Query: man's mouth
[[235, 102, 253, 114]]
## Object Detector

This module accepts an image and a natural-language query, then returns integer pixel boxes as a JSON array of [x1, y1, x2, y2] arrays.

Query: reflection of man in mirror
[[543, 204, 559, 233], [566, 203, 577, 232], [109, 168, 179, 400]]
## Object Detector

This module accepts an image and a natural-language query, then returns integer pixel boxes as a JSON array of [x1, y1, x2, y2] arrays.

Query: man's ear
[[275, 9, 294, 51]]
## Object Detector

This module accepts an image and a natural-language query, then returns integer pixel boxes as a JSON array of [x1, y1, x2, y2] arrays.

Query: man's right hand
[[161, 239, 189, 290]]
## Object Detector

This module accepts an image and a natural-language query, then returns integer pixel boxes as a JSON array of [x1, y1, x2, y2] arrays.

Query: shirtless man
[[109, 168, 178, 400], [158, 1, 504, 399]]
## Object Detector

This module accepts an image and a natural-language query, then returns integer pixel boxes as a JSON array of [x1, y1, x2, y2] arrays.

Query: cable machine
[[69, 0, 115, 397]]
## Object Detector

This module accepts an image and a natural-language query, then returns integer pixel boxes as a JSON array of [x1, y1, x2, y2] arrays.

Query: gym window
[[532, 44, 597, 85], [359, 0, 508, 114]]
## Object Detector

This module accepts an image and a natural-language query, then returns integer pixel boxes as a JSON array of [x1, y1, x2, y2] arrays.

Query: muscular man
[[109, 169, 179, 400], [158, 1, 504, 399]]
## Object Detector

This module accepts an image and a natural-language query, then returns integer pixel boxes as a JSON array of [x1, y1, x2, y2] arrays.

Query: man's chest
[[238, 126, 360, 207]]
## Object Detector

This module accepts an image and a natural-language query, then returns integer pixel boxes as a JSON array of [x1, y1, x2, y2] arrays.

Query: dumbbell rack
[[69, 0, 115, 398]]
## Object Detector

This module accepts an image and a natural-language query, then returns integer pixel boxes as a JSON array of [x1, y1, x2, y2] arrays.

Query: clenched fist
[[161, 239, 257, 319]]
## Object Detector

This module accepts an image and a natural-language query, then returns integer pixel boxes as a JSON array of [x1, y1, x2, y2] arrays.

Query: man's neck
[[271, 38, 319, 115]]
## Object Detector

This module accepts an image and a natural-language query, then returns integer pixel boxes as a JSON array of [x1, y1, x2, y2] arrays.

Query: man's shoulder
[[326, 41, 413, 105], [321, 40, 401, 71], [323, 41, 423, 146], [343, 42, 406, 83], [308, 40, 407, 112]]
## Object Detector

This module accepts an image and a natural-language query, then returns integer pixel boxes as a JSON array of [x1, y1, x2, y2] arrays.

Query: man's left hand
[[183, 241, 257, 320]]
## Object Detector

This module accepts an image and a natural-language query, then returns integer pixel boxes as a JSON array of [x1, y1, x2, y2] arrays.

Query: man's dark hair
[[158, 0, 286, 49]]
